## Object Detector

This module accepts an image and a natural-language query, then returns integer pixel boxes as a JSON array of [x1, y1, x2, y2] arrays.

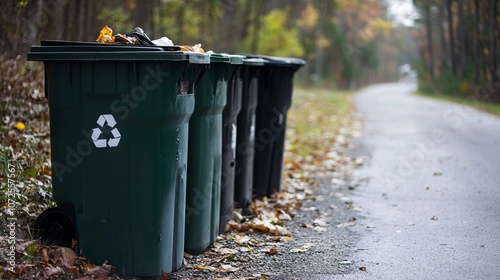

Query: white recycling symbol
[[91, 114, 121, 148]]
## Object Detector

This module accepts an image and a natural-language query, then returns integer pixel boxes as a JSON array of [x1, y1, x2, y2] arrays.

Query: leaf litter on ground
[[172, 88, 364, 278]]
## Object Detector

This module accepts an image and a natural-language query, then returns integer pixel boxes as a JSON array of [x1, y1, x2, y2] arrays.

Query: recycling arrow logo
[[91, 114, 121, 148]]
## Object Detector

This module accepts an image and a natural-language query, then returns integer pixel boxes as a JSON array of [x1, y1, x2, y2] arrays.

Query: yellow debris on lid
[[179, 43, 205, 53], [96, 25, 113, 43]]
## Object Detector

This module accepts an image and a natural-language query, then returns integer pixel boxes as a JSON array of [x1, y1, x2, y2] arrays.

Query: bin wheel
[[34, 207, 77, 248]]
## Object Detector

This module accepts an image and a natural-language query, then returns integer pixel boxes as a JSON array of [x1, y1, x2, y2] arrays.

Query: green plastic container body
[[233, 58, 265, 211], [219, 55, 244, 233], [27, 45, 209, 277], [248, 55, 305, 198], [184, 54, 235, 254]]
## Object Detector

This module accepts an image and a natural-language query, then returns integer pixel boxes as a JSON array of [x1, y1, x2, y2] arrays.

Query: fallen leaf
[[40, 247, 49, 263], [85, 265, 112, 277], [331, 178, 345, 185], [214, 248, 238, 255], [268, 249, 278, 255], [233, 211, 245, 222], [197, 264, 217, 271], [226, 254, 236, 262], [274, 225, 290, 236], [311, 195, 324, 201], [218, 264, 241, 272], [25, 243, 38, 256], [67, 265, 79, 274], [329, 204, 339, 211], [251, 222, 270, 233], [23, 166, 39, 177], [296, 193, 306, 200], [15, 122, 25, 131], [234, 234, 251, 244], [238, 223, 252, 232], [313, 226, 327, 232], [82, 263, 96, 272], [290, 247, 309, 253], [355, 157, 365, 165], [75, 276, 93, 280], [278, 210, 292, 221], [42, 266, 65, 277], [313, 218, 328, 227], [225, 220, 240, 232], [336, 222, 355, 228], [41, 164, 52, 176], [49, 247, 77, 267], [212, 242, 223, 249]]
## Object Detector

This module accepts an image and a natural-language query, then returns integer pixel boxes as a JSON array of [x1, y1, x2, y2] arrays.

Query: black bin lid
[[41, 40, 180, 51]]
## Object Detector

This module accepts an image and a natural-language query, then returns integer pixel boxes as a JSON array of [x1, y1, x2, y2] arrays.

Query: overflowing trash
[[95, 25, 205, 53], [179, 43, 205, 53]]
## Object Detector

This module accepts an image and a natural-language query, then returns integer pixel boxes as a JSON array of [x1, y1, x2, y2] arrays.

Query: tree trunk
[[457, 0, 466, 80], [176, 1, 187, 43], [474, 0, 480, 85], [88, 0, 99, 41], [438, 2, 449, 72], [489, 0, 498, 87], [240, 0, 253, 42], [314, 0, 329, 85], [447, 0, 457, 77], [220, 0, 241, 52], [424, 3, 435, 81], [133, 0, 153, 35], [250, 1, 264, 53]]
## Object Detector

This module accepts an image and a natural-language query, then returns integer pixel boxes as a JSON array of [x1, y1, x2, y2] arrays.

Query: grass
[[0, 56, 54, 238], [286, 86, 354, 157], [415, 90, 500, 116]]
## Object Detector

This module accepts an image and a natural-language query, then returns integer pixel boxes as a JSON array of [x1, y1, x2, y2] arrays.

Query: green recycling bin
[[233, 58, 265, 211], [248, 55, 305, 198], [219, 55, 244, 233], [184, 53, 238, 254], [28, 42, 209, 277]]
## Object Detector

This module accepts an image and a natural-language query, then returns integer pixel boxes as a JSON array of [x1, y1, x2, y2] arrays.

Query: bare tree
[[446, 0, 457, 76], [489, 0, 498, 87], [424, 2, 435, 80]]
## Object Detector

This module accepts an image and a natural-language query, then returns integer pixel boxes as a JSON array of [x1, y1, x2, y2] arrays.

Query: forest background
[[0, 0, 498, 97]]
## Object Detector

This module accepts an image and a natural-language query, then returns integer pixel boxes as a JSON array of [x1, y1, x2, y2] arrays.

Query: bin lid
[[209, 53, 231, 64], [242, 57, 265, 66], [227, 54, 244, 65], [27, 43, 210, 64], [35, 45, 166, 53], [40, 40, 180, 51], [239, 54, 305, 67]]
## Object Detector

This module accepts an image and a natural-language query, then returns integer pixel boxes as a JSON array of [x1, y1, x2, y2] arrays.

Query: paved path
[[318, 83, 500, 279]]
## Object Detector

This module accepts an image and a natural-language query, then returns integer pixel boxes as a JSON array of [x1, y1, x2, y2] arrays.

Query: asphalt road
[[318, 83, 500, 279]]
